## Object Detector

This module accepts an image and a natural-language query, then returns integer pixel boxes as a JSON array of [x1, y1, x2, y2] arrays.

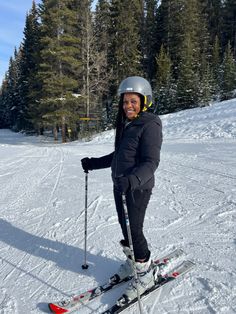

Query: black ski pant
[[113, 188, 152, 260]]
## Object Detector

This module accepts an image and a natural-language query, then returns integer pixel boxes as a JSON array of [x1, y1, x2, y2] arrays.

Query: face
[[123, 93, 141, 120]]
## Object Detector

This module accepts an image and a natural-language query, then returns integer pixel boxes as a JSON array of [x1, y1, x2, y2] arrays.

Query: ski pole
[[82, 170, 89, 269], [122, 193, 143, 314]]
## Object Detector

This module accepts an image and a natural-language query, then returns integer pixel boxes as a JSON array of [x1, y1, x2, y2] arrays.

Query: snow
[[0, 98, 236, 313]]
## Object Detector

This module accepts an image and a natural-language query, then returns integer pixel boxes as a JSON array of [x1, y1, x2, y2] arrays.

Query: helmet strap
[[142, 100, 153, 112]]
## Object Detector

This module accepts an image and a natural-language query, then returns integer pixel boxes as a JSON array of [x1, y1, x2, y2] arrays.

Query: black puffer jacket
[[89, 112, 162, 190]]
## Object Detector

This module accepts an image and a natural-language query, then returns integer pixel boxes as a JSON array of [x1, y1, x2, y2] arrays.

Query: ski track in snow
[[0, 99, 236, 313]]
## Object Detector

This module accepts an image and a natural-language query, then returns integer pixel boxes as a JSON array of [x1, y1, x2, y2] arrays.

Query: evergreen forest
[[0, 0, 236, 142]]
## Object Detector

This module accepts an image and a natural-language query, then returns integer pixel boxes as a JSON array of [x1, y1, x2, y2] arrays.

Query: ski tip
[[48, 303, 69, 313]]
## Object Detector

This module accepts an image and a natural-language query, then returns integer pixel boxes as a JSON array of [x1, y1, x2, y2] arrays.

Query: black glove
[[128, 174, 140, 190], [81, 157, 94, 172], [114, 176, 130, 194], [114, 174, 141, 194]]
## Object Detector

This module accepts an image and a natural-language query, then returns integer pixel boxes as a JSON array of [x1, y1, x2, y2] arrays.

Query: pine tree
[[220, 42, 236, 100], [76, 0, 92, 117], [211, 35, 222, 97], [204, 0, 223, 46], [175, 0, 201, 109], [174, 0, 214, 109], [176, 32, 200, 110], [2, 50, 22, 129], [0, 78, 10, 128], [17, 1, 40, 131], [94, 0, 111, 54], [108, 0, 143, 85], [222, 0, 236, 58], [94, 0, 113, 130], [199, 56, 214, 106], [143, 0, 158, 82], [107, 0, 144, 126], [197, 1, 214, 106], [156, 0, 184, 76], [155, 44, 173, 113], [37, 0, 82, 142]]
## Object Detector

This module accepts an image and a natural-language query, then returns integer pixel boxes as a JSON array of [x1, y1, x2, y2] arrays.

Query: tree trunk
[[61, 115, 66, 143], [53, 125, 58, 141]]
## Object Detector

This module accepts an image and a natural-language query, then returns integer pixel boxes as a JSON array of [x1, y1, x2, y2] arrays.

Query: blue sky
[[0, 1, 42, 84], [0, 1, 97, 84]]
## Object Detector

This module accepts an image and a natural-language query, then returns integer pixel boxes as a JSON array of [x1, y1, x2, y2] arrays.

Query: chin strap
[[142, 95, 153, 112]]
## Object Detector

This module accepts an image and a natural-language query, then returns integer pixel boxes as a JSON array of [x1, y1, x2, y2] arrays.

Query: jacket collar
[[125, 112, 156, 126]]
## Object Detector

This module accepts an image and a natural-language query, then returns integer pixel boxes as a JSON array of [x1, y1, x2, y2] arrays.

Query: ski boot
[[109, 240, 134, 284], [116, 254, 156, 306]]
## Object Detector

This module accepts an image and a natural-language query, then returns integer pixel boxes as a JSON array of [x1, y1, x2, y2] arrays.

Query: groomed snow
[[0, 98, 236, 313]]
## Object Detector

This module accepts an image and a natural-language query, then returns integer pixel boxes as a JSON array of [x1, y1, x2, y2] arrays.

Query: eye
[[131, 99, 138, 105]]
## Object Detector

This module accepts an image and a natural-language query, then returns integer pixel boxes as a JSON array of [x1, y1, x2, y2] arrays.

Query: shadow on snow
[[0, 219, 121, 311]]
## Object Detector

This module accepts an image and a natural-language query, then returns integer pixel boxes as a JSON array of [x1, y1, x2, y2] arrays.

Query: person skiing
[[81, 76, 162, 304]]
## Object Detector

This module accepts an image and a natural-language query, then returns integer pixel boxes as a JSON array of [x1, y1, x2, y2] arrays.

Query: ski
[[102, 260, 195, 314], [48, 248, 183, 313]]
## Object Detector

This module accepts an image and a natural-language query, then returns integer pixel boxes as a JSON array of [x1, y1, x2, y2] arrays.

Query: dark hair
[[114, 93, 144, 149]]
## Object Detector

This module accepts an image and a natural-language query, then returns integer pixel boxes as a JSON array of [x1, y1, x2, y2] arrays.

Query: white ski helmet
[[118, 76, 153, 110]]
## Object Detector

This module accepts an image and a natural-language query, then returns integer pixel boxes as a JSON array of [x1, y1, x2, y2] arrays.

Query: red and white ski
[[48, 248, 183, 313], [102, 259, 195, 314]]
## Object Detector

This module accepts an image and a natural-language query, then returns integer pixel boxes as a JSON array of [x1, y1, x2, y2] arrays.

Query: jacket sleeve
[[90, 152, 114, 169], [131, 118, 162, 186]]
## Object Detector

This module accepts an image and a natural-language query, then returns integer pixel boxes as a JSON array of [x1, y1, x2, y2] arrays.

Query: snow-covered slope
[[0, 99, 236, 313]]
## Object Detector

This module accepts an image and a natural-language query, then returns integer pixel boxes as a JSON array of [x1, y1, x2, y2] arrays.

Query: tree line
[[0, 0, 236, 142]]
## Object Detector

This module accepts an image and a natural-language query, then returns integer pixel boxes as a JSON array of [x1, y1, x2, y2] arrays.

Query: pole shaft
[[84, 171, 88, 267]]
